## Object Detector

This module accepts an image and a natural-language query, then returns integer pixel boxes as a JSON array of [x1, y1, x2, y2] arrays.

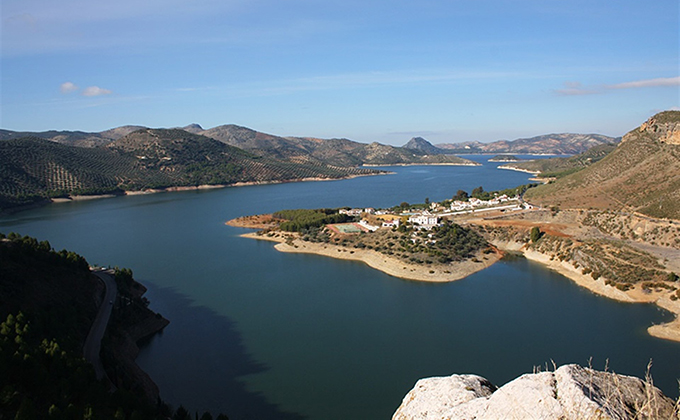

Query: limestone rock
[[392, 374, 496, 420], [392, 364, 678, 420], [636, 112, 680, 145]]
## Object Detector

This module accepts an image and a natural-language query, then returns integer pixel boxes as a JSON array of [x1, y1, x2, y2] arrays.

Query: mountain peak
[[182, 123, 204, 133], [403, 137, 442, 154]]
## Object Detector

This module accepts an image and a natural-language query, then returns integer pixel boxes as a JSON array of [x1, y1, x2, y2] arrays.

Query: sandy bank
[[362, 163, 480, 167], [492, 240, 680, 343], [46, 173, 387, 205], [52, 194, 119, 203], [497, 165, 540, 175], [242, 232, 500, 283]]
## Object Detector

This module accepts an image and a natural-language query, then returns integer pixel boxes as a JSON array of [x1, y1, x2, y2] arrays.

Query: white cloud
[[553, 81, 599, 96], [60, 81, 79, 93], [555, 77, 680, 96], [82, 86, 112, 96], [608, 77, 680, 90]]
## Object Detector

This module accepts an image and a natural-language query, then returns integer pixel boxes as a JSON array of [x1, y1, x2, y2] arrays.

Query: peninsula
[[229, 202, 680, 343]]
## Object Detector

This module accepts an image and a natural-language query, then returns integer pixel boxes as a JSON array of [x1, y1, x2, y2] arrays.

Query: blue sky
[[1, 0, 678, 145]]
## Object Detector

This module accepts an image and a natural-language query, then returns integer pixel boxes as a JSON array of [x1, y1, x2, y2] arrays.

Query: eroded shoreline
[[241, 231, 500, 282], [231, 219, 680, 343]]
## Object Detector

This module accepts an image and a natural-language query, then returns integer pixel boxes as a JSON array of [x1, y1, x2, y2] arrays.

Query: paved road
[[83, 268, 117, 382]]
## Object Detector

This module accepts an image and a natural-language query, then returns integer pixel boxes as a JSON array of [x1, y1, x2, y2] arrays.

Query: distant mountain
[[403, 137, 444, 155], [524, 111, 680, 220], [499, 144, 616, 177], [437, 133, 620, 155], [187, 125, 477, 166], [0, 129, 381, 211], [2, 124, 478, 166], [0, 125, 147, 148]]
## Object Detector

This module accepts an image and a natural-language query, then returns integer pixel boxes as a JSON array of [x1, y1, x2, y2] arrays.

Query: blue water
[[1, 157, 678, 419]]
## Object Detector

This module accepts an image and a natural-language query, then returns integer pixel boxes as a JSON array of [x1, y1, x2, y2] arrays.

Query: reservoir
[[1, 156, 678, 419]]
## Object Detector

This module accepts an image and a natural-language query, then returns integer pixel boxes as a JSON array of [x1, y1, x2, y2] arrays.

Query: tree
[[471, 186, 484, 198], [530, 226, 542, 243], [454, 190, 468, 200]]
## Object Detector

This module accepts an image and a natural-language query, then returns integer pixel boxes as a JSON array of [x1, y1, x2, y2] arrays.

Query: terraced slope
[[0, 129, 382, 211]]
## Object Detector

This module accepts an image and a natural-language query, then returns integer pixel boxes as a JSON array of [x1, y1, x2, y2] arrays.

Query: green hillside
[[0, 129, 382, 211], [525, 111, 680, 220], [501, 143, 616, 178]]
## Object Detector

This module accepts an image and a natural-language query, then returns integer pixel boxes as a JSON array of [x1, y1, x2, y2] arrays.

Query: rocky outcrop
[[393, 364, 678, 420], [637, 111, 680, 145]]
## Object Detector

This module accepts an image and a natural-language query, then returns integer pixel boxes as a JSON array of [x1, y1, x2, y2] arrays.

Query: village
[[336, 193, 533, 233]]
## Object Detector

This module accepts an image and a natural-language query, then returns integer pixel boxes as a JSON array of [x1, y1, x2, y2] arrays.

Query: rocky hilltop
[[634, 111, 680, 145], [403, 137, 445, 155], [393, 364, 678, 420]]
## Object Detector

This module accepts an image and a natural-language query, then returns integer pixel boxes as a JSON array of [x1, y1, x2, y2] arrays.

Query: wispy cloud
[[555, 76, 680, 96], [82, 86, 112, 96], [554, 81, 599, 96], [608, 76, 680, 90], [60, 81, 79, 93]]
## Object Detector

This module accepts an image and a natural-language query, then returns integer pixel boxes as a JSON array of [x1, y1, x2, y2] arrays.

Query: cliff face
[[393, 364, 678, 420], [635, 111, 680, 145]]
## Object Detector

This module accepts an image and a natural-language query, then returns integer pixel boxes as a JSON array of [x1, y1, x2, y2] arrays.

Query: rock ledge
[[393, 364, 678, 420]]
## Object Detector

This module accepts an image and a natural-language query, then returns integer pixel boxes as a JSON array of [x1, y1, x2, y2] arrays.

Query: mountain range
[[2, 113, 674, 216], [2, 125, 619, 157], [0, 129, 381, 211], [433, 133, 620, 155]]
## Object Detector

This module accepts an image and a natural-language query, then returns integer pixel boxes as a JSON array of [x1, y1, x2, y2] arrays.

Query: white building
[[408, 211, 440, 229]]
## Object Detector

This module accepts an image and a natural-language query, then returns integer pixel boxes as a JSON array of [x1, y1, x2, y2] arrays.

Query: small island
[[488, 154, 522, 162]]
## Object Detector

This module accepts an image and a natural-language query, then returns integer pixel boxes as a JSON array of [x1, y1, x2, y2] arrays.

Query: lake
[[1, 156, 678, 419]]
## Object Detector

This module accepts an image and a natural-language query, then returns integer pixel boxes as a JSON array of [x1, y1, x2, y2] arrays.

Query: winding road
[[83, 268, 117, 382]]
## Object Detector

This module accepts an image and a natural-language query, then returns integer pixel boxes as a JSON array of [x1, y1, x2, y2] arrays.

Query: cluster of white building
[[450, 194, 518, 211], [335, 193, 531, 234]]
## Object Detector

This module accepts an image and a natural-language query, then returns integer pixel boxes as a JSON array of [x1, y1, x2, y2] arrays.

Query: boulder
[[392, 364, 678, 420]]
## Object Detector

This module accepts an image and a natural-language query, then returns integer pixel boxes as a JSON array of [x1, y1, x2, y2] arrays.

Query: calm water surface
[[1, 157, 678, 419]]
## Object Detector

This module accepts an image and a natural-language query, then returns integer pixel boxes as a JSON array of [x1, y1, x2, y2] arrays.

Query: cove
[[1, 157, 678, 420]]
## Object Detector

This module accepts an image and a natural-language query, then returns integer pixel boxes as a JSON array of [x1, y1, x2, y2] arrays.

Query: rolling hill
[[498, 143, 617, 178], [524, 111, 680, 220], [186, 125, 477, 166], [0, 129, 382, 211], [437, 133, 619, 155]]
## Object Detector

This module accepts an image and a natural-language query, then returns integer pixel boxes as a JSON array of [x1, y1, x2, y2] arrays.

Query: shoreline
[[43, 173, 388, 206], [493, 241, 680, 343], [496, 165, 540, 175], [241, 231, 500, 283], [236, 225, 680, 342], [362, 162, 480, 167]]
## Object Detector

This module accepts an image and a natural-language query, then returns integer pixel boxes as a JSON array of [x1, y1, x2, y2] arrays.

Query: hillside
[[0, 126, 145, 148], [191, 125, 476, 166], [524, 111, 680, 219], [1, 125, 478, 166], [0, 129, 381, 211], [499, 143, 617, 177], [403, 136, 445, 155], [0, 233, 229, 419], [437, 133, 619, 155]]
